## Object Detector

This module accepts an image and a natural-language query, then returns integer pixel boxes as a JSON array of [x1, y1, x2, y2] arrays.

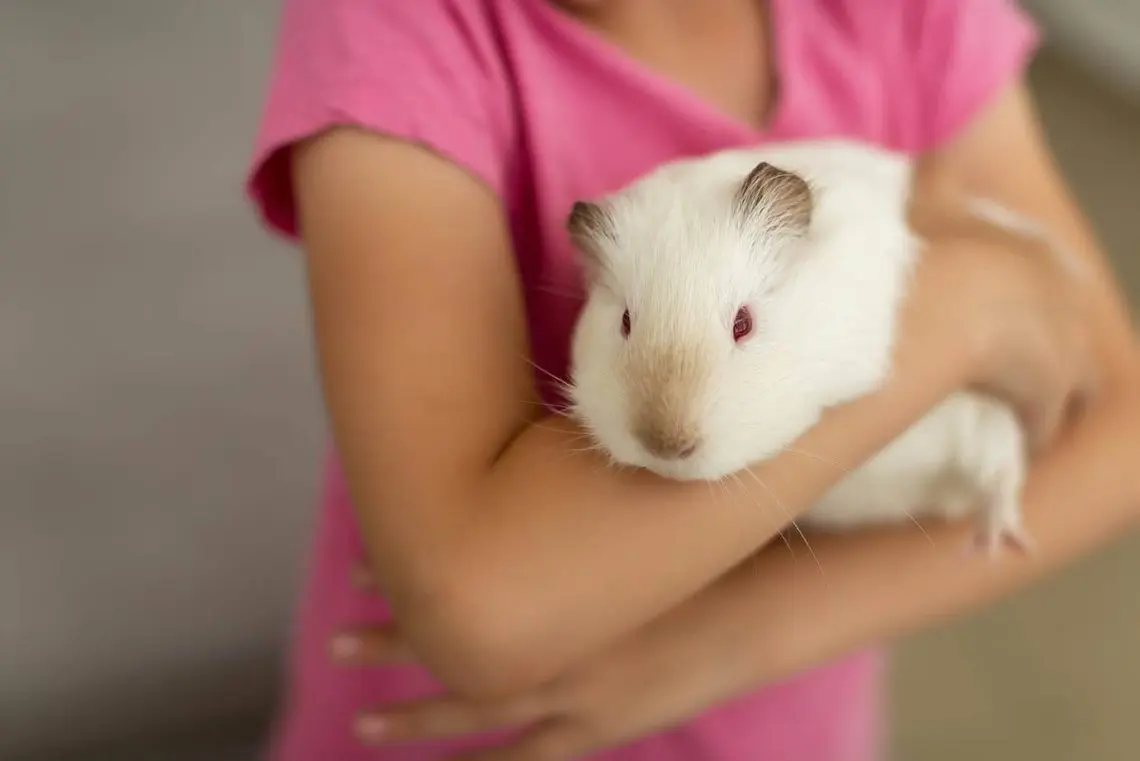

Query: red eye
[[621, 309, 632, 338], [732, 306, 753, 342]]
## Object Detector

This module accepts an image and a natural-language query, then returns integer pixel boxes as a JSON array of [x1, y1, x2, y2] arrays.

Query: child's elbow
[[396, 570, 564, 700]]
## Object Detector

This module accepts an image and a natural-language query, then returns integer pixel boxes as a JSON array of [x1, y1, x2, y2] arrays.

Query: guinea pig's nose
[[673, 441, 699, 460], [651, 438, 700, 461], [635, 423, 701, 461]]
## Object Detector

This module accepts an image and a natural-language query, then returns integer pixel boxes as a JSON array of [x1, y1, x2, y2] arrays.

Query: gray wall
[[1, 2, 323, 758]]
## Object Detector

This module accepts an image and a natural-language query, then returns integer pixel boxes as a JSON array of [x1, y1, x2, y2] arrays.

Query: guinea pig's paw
[[967, 500, 1036, 560]]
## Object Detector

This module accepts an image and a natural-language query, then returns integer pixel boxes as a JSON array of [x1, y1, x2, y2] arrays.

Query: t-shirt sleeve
[[244, 0, 515, 239], [893, 0, 1041, 151]]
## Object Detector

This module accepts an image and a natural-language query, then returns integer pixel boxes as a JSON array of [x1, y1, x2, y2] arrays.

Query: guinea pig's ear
[[566, 199, 616, 281], [734, 161, 813, 237]]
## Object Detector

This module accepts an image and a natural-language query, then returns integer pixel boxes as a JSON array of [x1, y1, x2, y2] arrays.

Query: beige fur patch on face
[[629, 342, 706, 460]]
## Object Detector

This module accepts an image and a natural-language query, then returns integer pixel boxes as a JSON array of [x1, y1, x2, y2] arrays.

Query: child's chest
[[578, 0, 779, 131]]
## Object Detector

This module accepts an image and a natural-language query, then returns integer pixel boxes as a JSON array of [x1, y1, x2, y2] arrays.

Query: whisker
[[743, 442, 937, 550], [722, 471, 743, 519], [787, 519, 826, 581], [902, 512, 937, 547], [730, 471, 795, 557], [528, 420, 588, 439], [549, 446, 599, 465], [534, 404, 578, 422], [720, 476, 755, 545], [780, 447, 854, 477], [706, 478, 725, 519], [523, 357, 574, 395], [741, 469, 827, 582], [563, 438, 603, 454], [520, 399, 577, 423]]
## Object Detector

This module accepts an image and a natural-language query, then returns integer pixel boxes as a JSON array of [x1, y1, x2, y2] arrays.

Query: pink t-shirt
[[245, 1, 1038, 758]]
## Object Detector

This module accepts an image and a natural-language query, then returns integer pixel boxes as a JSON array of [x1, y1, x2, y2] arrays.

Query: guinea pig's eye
[[732, 306, 753, 342], [621, 309, 632, 339]]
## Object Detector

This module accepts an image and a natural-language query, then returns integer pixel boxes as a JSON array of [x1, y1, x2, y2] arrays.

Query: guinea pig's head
[[566, 159, 829, 481]]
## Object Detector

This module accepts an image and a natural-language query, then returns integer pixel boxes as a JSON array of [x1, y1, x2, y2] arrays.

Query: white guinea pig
[[565, 139, 1045, 554]]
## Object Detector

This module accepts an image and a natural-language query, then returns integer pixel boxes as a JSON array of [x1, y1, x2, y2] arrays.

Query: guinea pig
[[564, 139, 1038, 554]]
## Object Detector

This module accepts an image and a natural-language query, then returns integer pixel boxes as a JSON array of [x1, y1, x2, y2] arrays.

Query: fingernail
[[330, 632, 361, 661], [350, 561, 379, 592], [356, 714, 389, 743]]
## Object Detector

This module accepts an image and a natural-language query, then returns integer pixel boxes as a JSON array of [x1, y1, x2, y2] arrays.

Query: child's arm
[[291, 122, 1081, 698], [917, 81, 1138, 386], [339, 380, 1140, 756]]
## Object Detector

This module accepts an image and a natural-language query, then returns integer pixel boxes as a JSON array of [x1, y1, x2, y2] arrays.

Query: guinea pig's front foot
[[968, 500, 1036, 559]]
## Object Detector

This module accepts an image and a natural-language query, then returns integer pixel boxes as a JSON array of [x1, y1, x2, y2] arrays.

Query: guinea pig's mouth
[[594, 435, 704, 481], [640, 452, 735, 483]]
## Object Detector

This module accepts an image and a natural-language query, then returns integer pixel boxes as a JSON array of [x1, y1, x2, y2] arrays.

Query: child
[[245, 1, 1140, 759]]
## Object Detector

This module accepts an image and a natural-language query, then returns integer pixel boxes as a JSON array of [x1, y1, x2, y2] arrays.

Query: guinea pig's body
[[565, 139, 1032, 552]]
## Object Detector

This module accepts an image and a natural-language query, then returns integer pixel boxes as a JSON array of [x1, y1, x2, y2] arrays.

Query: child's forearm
[[404, 340, 967, 697], [334, 384, 1140, 753], [671, 385, 1140, 702]]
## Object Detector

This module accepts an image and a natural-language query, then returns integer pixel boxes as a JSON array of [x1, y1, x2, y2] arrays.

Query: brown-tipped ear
[[566, 199, 615, 278], [735, 161, 813, 235]]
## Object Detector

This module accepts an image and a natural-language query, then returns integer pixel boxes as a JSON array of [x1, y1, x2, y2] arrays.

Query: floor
[[1, 3, 1138, 760], [891, 53, 1140, 761]]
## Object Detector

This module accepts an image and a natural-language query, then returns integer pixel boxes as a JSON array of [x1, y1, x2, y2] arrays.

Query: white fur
[[568, 139, 1033, 549]]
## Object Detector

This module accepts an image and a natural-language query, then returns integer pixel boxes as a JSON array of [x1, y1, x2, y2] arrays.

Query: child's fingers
[[329, 624, 417, 666], [355, 694, 551, 746], [350, 556, 382, 592]]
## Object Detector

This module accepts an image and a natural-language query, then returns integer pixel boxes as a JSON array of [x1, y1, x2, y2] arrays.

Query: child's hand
[[333, 564, 738, 760], [340, 627, 718, 760], [903, 187, 1097, 450]]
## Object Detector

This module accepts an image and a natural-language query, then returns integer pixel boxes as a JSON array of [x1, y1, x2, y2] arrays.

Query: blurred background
[[1, 2, 1137, 760]]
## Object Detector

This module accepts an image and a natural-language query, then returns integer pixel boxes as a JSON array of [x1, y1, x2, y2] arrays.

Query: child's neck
[[558, 0, 778, 131]]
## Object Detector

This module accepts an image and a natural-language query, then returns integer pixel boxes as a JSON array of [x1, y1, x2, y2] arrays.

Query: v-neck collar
[[527, 0, 797, 140]]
